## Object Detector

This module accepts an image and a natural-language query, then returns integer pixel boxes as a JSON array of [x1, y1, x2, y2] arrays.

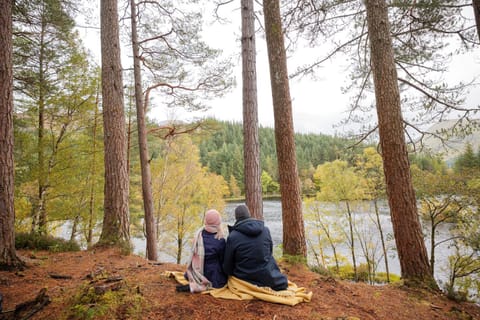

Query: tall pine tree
[[263, 0, 306, 258], [365, 0, 436, 288], [98, 0, 130, 247]]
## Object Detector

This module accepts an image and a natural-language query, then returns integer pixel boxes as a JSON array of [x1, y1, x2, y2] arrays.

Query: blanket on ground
[[165, 271, 312, 306]]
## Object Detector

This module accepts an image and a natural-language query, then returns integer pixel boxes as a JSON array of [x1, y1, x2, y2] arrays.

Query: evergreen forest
[[197, 120, 366, 197]]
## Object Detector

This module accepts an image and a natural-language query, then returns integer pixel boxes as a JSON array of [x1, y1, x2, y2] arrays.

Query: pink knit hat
[[204, 209, 223, 239]]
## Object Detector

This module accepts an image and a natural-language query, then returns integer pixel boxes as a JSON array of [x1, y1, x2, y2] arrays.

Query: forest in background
[[197, 119, 366, 197]]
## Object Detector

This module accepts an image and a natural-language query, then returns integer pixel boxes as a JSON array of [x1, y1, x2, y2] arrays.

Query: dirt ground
[[0, 248, 479, 320]]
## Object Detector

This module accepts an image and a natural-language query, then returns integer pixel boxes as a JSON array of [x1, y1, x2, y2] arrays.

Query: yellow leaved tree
[[314, 160, 366, 280], [151, 135, 228, 263]]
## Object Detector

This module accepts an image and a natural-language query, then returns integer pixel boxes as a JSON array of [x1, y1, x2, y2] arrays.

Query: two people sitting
[[179, 204, 287, 293]]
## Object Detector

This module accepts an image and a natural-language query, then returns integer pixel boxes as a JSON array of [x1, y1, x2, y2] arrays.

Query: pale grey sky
[[145, 5, 480, 136], [76, 3, 480, 136]]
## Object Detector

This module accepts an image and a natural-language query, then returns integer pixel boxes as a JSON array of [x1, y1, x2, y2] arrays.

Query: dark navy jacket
[[222, 218, 288, 291], [202, 230, 227, 288]]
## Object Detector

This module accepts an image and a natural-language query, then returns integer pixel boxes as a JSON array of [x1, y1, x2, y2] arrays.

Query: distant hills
[[419, 119, 480, 164]]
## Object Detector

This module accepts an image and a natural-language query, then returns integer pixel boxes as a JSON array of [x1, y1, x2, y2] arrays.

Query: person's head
[[204, 209, 224, 239], [234, 204, 251, 222]]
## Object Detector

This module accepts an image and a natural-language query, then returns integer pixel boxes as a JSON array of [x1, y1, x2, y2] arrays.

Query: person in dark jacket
[[177, 209, 227, 293], [222, 204, 288, 291], [201, 211, 227, 288]]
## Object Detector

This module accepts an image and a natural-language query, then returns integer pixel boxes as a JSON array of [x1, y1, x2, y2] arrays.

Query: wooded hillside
[[196, 119, 366, 195]]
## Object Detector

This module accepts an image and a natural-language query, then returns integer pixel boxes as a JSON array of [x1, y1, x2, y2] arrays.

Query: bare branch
[[148, 122, 202, 139], [290, 32, 367, 78]]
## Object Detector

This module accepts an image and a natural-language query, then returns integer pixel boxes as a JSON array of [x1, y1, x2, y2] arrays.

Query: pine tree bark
[[130, 0, 158, 260], [98, 0, 130, 247], [0, 0, 23, 269], [241, 0, 263, 220], [364, 0, 436, 288], [473, 0, 480, 42], [263, 0, 306, 257]]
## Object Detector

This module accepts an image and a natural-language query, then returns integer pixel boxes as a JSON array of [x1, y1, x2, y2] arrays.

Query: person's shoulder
[[201, 229, 212, 236], [226, 228, 241, 240], [227, 227, 239, 236]]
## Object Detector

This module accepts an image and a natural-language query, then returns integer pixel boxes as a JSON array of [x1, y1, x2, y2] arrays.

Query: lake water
[[132, 199, 455, 286]]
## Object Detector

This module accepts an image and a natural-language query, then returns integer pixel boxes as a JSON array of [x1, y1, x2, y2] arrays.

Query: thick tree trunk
[[241, 0, 263, 220], [263, 0, 306, 258], [98, 0, 130, 247], [130, 0, 158, 261], [473, 0, 480, 42], [364, 0, 436, 288], [0, 0, 23, 269]]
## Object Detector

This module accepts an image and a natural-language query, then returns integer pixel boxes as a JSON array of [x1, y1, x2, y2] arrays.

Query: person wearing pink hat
[[177, 209, 227, 293]]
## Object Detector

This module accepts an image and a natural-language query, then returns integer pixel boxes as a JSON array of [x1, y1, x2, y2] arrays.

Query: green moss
[[281, 253, 308, 266], [309, 265, 332, 277], [65, 281, 144, 320]]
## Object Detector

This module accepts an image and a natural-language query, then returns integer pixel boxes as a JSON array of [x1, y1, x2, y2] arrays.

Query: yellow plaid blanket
[[165, 271, 312, 306]]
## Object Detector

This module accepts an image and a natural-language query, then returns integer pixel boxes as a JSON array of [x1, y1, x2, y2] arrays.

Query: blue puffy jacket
[[222, 218, 288, 291]]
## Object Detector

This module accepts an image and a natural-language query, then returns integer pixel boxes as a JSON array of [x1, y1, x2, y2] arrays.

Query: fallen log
[[0, 288, 50, 320], [48, 273, 72, 279], [105, 276, 123, 283], [94, 281, 123, 295]]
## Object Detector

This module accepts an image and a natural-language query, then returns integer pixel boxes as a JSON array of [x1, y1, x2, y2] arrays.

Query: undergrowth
[[15, 232, 80, 252], [310, 263, 401, 284], [64, 279, 144, 320]]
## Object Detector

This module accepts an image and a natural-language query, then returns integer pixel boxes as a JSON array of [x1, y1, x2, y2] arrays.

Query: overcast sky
[[76, 3, 480, 136]]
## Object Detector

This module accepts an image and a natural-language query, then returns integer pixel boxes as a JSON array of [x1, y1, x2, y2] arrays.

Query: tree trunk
[[473, 0, 480, 42], [346, 201, 357, 280], [321, 222, 339, 273], [430, 219, 436, 276], [0, 0, 23, 269], [87, 90, 100, 248], [263, 0, 306, 258], [36, 14, 47, 234], [364, 0, 436, 288], [70, 215, 79, 242], [130, 0, 158, 261], [241, 0, 263, 220], [374, 200, 390, 282], [127, 95, 132, 176], [98, 0, 130, 247], [177, 214, 184, 264]]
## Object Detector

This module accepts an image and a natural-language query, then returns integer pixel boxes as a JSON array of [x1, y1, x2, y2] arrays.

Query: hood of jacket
[[230, 218, 264, 237]]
